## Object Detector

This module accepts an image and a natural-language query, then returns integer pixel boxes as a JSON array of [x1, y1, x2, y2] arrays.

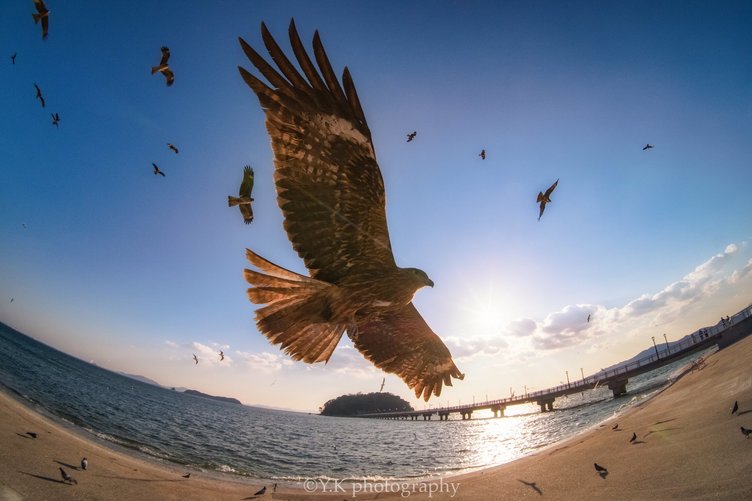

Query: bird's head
[[404, 268, 434, 289]]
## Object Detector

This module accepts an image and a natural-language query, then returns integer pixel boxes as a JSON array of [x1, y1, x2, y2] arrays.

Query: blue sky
[[1, 1, 751, 411]]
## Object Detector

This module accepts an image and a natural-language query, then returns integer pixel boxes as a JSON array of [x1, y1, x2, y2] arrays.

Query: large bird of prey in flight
[[34, 83, 45, 108], [537, 179, 559, 221], [228, 165, 255, 224], [151, 47, 174, 86], [238, 20, 464, 400], [32, 0, 50, 40]]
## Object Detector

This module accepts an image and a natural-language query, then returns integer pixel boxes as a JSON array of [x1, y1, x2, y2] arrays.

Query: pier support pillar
[[537, 398, 555, 412], [461, 410, 473, 420], [438, 412, 449, 421], [422, 413, 432, 420], [608, 379, 628, 397], [491, 405, 506, 418]]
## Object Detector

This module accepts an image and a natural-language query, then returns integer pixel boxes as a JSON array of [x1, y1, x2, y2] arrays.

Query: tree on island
[[320, 392, 413, 416]]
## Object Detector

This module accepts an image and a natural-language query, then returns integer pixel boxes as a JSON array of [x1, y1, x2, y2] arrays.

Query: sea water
[[0, 322, 711, 483]]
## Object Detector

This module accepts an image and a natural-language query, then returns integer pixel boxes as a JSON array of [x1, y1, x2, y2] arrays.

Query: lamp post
[[580, 367, 585, 383], [565, 370, 570, 388], [652, 336, 659, 359], [663, 333, 670, 355]]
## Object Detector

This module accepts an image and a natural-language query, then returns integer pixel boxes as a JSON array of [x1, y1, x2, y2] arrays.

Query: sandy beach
[[2, 334, 751, 500]]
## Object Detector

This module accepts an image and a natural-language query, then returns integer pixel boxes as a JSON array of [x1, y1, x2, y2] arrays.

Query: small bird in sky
[[51, 112, 60, 127], [612, 423, 618, 430], [630, 432, 637, 443], [594, 463, 608, 477], [642, 143, 654, 150], [11, 53, 17, 64], [406, 131, 416, 142], [732, 401, 739, 415], [34, 83, 45, 108], [32, 0, 50, 40], [741, 426, 752, 438], [587, 314, 591, 323], [228, 165, 255, 224], [151, 46, 174, 86], [81, 457, 88, 470], [167, 143, 179, 154], [254, 486, 267, 496], [152, 163, 166, 177], [192, 354, 198, 364], [59, 467, 77, 484], [380, 377, 385, 392], [9, 298, 14, 303], [479, 149, 486, 160], [219, 350, 225, 361], [25, 431, 37, 438], [536, 179, 559, 221]]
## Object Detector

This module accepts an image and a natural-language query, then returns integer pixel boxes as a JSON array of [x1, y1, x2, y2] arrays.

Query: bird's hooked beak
[[426, 277, 434, 288]]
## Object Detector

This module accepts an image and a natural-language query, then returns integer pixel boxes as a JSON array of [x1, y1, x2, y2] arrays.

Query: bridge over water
[[359, 304, 752, 421]]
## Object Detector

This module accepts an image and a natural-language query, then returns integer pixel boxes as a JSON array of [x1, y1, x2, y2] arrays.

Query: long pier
[[359, 304, 752, 421]]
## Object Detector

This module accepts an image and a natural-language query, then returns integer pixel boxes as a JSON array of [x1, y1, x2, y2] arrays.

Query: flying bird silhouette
[[732, 401, 739, 415], [167, 143, 179, 154], [479, 149, 486, 160], [25, 431, 37, 438], [642, 143, 654, 150], [192, 354, 198, 365], [630, 432, 637, 443], [238, 20, 464, 400], [32, 0, 50, 40], [406, 131, 416, 142], [51, 112, 60, 127], [151, 46, 174, 86], [152, 163, 165, 177], [219, 350, 225, 361], [11, 53, 16, 64], [254, 486, 266, 496], [34, 83, 45, 108], [536, 179, 559, 221], [380, 377, 385, 392], [587, 314, 591, 323], [59, 467, 77, 484], [594, 463, 608, 477], [228, 165, 255, 224]]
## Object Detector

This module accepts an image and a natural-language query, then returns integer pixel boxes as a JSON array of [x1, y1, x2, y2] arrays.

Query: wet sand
[[2, 334, 751, 500]]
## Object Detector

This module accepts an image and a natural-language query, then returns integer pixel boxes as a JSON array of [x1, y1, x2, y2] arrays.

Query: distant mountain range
[[118, 373, 241, 405], [183, 389, 241, 405], [119, 372, 163, 387]]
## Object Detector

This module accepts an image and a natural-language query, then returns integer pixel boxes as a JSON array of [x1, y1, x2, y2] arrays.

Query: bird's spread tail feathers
[[228, 196, 240, 207], [150, 66, 161, 75], [245, 249, 345, 364]]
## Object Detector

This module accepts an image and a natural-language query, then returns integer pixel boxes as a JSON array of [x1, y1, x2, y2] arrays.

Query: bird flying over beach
[[238, 20, 464, 400], [81, 458, 88, 470], [167, 143, 179, 154], [51, 112, 60, 127], [219, 350, 225, 361], [11, 53, 16, 64], [59, 467, 77, 484], [254, 486, 266, 496], [151, 46, 174, 86], [32, 0, 50, 40], [34, 83, 45, 108], [228, 165, 255, 224], [741, 426, 752, 438], [380, 377, 385, 392], [152, 163, 165, 177], [732, 401, 738, 415], [192, 354, 198, 364], [642, 143, 654, 150], [479, 149, 486, 160], [406, 131, 416, 142], [594, 463, 608, 477], [536, 179, 559, 221], [25, 431, 37, 438], [630, 432, 637, 443]]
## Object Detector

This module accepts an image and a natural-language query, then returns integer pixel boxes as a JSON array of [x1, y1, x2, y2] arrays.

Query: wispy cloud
[[192, 341, 231, 365], [235, 350, 286, 373]]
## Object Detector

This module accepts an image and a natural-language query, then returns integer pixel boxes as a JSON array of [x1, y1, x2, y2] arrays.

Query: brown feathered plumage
[[238, 20, 463, 400]]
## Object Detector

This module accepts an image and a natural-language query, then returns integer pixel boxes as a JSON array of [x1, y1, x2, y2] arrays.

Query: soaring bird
[[152, 163, 166, 177], [192, 354, 198, 365], [219, 350, 225, 361], [587, 314, 591, 323], [642, 143, 654, 150], [406, 131, 416, 142], [34, 83, 45, 108], [254, 486, 266, 496], [167, 143, 179, 154], [228, 165, 255, 224], [51, 112, 60, 127], [732, 400, 739, 415], [379, 377, 385, 392], [479, 149, 486, 160], [151, 46, 174, 86], [238, 20, 464, 400], [32, 0, 50, 40], [81, 458, 88, 470], [59, 467, 77, 484], [11, 53, 16, 64], [536, 179, 559, 221]]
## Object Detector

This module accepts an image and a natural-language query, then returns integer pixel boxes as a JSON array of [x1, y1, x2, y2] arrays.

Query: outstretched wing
[[239, 165, 254, 198], [238, 20, 396, 284], [160, 46, 170, 65], [544, 179, 559, 198], [350, 304, 464, 401], [240, 204, 254, 224]]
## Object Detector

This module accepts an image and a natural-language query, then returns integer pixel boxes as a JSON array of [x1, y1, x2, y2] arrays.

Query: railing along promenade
[[359, 303, 752, 421]]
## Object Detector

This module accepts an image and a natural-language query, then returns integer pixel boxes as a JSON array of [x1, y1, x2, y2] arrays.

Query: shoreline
[[1, 337, 751, 499]]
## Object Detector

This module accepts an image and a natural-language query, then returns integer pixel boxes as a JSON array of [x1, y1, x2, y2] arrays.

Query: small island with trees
[[320, 392, 413, 417]]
